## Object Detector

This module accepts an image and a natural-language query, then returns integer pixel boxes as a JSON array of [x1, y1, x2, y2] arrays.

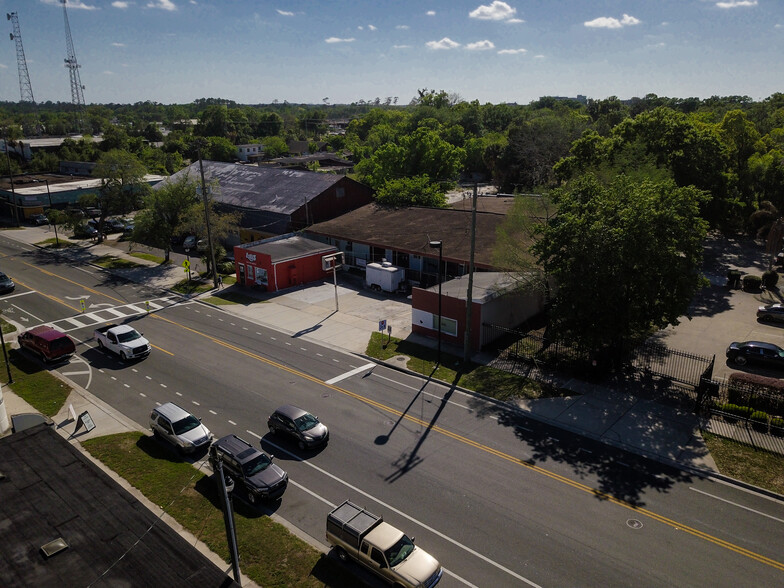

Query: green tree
[[90, 150, 150, 239], [134, 173, 199, 262], [375, 175, 446, 207], [205, 136, 237, 162], [196, 105, 228, 138], [496, 113, 586, 191], [532, 174, 710, 358], [355, 127, 465, 190], [261, 136, 288, 158], [177, 184, 241, 276]]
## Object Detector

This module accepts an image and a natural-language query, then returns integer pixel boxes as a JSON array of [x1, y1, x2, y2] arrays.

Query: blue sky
[[1, 0, 782, 106]]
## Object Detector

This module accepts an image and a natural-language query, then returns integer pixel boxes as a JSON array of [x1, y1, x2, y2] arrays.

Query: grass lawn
[[702, 432, 784, 495], [93, 255, 143, 269], [1, 345, 71, 417], [36, 237, 77, 249], [129, 251, 166, 264], [171, 276, 218, 295], [365, 331, 557, 401], [82, 432, 363, 588]]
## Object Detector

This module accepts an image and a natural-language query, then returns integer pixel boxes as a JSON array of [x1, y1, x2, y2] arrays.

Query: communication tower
[[7, 12, 35, 104], [61, 0, 86, 131]]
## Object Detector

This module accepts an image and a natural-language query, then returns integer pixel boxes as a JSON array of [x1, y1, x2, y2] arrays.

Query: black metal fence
[[483, 322, 784, 453], [702, 407, 784, 455]]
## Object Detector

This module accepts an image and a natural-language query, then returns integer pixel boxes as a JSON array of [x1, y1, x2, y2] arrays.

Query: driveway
[[652, 233, 784, 382]]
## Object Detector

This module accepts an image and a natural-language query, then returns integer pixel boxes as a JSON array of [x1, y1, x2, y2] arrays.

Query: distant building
[[59, 161, 96, 176], [236, 143, 264, 162], [261, 152, 354, 174], [0, 173, 165, 221], [157, 161, 374, 242]]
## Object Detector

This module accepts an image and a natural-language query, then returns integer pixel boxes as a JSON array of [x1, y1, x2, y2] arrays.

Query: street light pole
[[429, 240, 443, 366], [44, 179, 59, 247]]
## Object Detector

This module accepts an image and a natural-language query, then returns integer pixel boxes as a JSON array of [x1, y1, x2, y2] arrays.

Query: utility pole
[[463, 183, 478, 364], [197, 149, 220, 289]]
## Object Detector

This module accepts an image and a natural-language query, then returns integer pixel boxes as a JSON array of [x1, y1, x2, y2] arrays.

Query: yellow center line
[[10, 256, 782, 573], [151, 313, 784, 573]]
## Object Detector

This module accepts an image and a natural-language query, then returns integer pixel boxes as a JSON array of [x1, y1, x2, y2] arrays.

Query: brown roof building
[[305, 204, 509, 287]]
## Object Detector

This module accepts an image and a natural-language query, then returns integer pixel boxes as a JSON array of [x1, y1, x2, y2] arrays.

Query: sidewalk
[[0, 226, 739, 481]]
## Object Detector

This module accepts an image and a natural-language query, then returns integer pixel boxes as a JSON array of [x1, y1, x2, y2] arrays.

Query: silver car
[[757, 303, 784, 323], [268, 404, 329, 449], [150, 402, 213, 453]]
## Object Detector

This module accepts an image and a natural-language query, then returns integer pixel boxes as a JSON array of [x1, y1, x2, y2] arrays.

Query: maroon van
[[18, 326, 76, 363]]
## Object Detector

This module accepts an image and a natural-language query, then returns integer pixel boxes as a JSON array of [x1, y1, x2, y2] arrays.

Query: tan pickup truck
[[326, 500, 442, 588]]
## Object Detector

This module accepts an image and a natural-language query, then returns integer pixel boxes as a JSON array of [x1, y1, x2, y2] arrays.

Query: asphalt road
[[2, 235, 784, 587]]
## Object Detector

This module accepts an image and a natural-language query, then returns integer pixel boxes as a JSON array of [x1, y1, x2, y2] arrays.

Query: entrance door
[[238, 264, 246, 285]]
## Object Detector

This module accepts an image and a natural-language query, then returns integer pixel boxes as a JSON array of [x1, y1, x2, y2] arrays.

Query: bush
[[742, 274, 762, 291], [218, 260, 235, 275], [750, 410, 769, 431], [771, 417, 784, 436], [727, 372, 784, 414], [762, 270, 780, 289]]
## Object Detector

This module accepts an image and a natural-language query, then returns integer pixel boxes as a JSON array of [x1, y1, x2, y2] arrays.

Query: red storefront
[[233, 234, 338, 292]]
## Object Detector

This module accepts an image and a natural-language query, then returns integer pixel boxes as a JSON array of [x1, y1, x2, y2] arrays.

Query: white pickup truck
[[326, 500, 442, 588], [94, 323, 151, 360]]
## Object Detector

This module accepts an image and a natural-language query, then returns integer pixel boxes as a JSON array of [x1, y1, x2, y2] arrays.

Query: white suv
[[150, 402, 213, 454]]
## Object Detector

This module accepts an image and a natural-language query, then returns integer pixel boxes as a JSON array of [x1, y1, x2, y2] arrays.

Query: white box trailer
[[365, 261, 405, 293]]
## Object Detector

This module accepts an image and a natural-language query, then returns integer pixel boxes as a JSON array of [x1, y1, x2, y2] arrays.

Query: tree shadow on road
[[466, 396, 695, 507]]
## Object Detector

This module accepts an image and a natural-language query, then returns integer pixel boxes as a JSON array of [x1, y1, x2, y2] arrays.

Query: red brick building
[[233, 234, 337, 292]]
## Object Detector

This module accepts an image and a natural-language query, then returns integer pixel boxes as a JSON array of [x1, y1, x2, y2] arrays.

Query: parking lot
[[654, 233, 784, 382]]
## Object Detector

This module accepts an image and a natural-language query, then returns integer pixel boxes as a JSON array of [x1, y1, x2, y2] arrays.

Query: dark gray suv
[[268, 404, 329, 450], [208, 434, 288, 503]]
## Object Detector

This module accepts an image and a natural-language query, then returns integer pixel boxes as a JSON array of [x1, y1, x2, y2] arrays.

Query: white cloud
[[112, 1, 129, 8], [776, 24, 783, 28], [507, 18, 525, 24], [584, 14, 640, 29], [533, 54, 545, 59], [357, 26, 363, 30], [111, 42, 126, 47], [147, 0, 176, 10], [716, 0, 758, 7], [276, 9, 294, 16], [466, 40, 495, 50], [102, 71, 115, 75], [42, 0, 98, 10], [368, 24, 377, 31], [426, 37, 460, 50], [393, 44, 412, 49], [426, 11, 436, 16], [325, 37, 355, 43], [469, 1, 516, 21], [396, 25, 410, 30], [498, 48, 527, 55], [0, 64, 7, 69]]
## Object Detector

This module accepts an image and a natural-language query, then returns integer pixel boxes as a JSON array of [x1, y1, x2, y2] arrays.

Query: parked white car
[[150, 402, 213, 453]]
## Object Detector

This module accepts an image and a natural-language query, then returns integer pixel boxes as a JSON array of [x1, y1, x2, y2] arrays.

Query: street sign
[[378, 319, 387, 332]]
